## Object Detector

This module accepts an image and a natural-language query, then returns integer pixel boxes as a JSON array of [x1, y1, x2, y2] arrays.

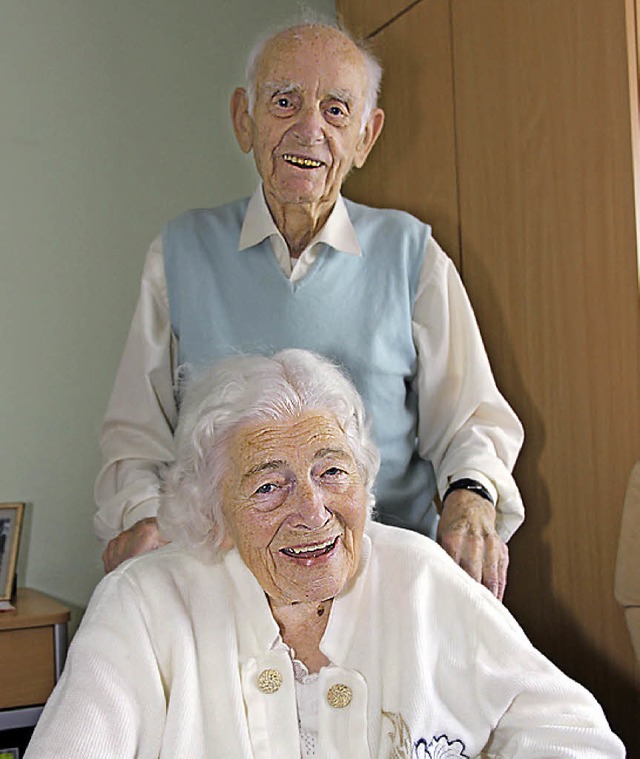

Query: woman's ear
[[230, 88, 254, 154], [353, 107, 385, 169], [219, 534, 235, 551]]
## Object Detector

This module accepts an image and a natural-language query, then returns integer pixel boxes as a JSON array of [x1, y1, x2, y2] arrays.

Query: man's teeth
[[283, 153, 323, 168], [283, 538, 336, 555]]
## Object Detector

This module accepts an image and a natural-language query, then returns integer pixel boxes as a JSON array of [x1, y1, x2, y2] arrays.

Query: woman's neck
[[269, 598, 333, 674]]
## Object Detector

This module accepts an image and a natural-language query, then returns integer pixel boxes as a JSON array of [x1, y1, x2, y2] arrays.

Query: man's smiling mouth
[[282, 153, 324, 169], [280, 536, 338, 558]]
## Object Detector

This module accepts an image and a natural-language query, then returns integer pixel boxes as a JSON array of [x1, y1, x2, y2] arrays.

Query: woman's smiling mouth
[[280, 536, 338, 559]]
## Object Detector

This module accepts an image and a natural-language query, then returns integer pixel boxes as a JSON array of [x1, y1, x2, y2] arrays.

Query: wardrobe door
[[341, 0, 460, 265], [338, 0, 420, 39], [451, 1, 640, 729]]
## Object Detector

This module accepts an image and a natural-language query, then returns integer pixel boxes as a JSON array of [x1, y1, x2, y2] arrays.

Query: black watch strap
[[443, 478, 494, 505]]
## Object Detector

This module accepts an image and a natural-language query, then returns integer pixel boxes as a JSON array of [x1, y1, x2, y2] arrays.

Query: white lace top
[[274, 637, 328, 759]]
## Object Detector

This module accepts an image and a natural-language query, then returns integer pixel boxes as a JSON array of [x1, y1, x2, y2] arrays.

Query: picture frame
[[0, 503, 25, 602]]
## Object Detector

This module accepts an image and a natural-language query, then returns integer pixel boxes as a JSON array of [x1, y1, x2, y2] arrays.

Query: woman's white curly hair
[[158, 349, 380, 556]]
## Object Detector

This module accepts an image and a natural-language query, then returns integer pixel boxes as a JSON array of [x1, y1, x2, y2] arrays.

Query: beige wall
[[0, 0, 335, 619]]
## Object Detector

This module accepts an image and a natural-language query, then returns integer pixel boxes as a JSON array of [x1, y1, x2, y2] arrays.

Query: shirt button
[[257, 668, 283, 694], [326, 683, 352, 708]]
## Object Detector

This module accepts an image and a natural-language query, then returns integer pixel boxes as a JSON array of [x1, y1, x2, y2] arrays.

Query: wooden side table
[[0, 588, 70, 731]]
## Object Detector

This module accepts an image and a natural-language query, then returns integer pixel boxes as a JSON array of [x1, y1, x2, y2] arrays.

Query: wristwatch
[[443, 478, 494, 505]]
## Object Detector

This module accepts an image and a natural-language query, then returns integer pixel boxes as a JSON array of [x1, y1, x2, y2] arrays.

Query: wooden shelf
[[0, 588, 70, 631], [0, 588, 70, 715]]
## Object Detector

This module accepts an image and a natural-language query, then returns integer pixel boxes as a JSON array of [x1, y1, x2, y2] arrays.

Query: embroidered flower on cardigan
[[414, 734, 469, 759], [382, 711, 412, 758], [382, 712, 469, 759]]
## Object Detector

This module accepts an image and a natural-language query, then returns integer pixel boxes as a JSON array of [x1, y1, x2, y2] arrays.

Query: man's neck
[[265, 195, 335, 258]]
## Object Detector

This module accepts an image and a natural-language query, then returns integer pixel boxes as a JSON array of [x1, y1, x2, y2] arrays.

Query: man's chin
[[266, 180, 337, 210]]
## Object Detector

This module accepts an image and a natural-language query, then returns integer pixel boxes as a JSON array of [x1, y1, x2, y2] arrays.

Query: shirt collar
[[238, 184, 362, 258]]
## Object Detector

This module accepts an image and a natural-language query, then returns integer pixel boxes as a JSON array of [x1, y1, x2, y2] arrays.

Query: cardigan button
[[326, 683, 352, 708], [257, 668, 283, 694]]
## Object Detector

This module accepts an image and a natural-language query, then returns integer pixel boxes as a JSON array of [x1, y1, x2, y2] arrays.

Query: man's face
[[233, 26, 383, 215], [220, 412, 367, 607]]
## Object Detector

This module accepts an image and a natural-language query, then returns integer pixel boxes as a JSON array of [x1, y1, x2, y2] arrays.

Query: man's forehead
[[265, 24, 359, 55], [256, 26, 367, 87]]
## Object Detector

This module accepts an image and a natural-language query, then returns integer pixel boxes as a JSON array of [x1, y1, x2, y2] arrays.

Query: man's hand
[[437, 489, 508, 600], [102, 517, 169, 573]]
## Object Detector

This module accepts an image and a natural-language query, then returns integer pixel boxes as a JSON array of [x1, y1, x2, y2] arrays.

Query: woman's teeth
[[281, 537, 337, 557]]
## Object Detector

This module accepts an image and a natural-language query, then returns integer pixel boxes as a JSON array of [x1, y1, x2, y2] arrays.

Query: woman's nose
[[289, 480, 331, 529]]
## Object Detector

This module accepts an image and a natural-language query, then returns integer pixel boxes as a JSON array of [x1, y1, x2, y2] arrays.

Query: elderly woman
[[27, 350, 622, 758]]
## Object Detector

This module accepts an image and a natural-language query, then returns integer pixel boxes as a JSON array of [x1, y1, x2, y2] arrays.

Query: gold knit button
[[257, 668, 282, 694], [326, 683, 352, 708]]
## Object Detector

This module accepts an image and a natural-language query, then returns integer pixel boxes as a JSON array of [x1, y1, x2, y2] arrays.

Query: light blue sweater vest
[[163, 197, 438, 535]]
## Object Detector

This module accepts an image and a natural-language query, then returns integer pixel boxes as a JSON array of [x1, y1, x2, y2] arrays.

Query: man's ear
[[353, 107, 385, 169], [230, 87, 254, 154]]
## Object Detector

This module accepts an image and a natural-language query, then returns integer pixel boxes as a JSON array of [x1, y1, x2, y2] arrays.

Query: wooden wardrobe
[[337, 0, 640, 750]]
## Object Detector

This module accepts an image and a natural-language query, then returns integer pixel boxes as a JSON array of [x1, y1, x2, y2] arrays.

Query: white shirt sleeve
[[412, 236, 525, 541], [93, 237, 178, 541]]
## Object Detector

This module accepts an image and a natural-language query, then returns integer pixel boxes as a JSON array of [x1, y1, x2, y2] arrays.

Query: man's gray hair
[[244, 18, 383, 130], [158, 349, 380, 554]]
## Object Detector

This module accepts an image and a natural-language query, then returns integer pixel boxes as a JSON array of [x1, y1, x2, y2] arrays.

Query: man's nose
[[289, 480, 331, 529], [292, 105, 325, 145]]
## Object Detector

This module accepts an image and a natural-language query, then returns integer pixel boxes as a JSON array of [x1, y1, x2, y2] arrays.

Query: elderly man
[[96, 20, 524, 599], [29, 351, 621, 757]]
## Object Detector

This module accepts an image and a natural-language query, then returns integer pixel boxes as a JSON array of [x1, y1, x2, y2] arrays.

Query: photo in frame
[[0, 749, 20, 759], [0, 503, 25, 602]]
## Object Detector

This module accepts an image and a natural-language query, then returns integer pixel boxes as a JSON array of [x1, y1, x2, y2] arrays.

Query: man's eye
[[276, 97, 292, 108], [326, 105, 347, 118]]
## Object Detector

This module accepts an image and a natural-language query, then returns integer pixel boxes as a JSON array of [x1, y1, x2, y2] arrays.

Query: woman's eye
[[323, 466, 345, 477], [255, 483, 277, 495]]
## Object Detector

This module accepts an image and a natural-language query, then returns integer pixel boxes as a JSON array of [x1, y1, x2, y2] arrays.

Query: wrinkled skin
[[230, 25, 384, 256], [102, 517, 167, 573], [437, 489, 509, 601], [219, 412, 367, 607]]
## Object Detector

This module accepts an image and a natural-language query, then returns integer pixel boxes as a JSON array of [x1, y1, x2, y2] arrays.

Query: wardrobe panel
[[337, 0, 419, 39], [341, 0, 460, 266], [451, 0, 640, 748]]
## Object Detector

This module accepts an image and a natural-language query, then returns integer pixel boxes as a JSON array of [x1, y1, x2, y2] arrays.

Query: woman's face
[[220, 412, 367, 606]]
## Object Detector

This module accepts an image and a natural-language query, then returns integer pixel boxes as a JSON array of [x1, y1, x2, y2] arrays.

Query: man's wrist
[[443, 478, 495, 505]]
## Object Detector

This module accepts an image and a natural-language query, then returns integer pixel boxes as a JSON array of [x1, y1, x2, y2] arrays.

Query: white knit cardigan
[[26, 523, 623, 758]]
